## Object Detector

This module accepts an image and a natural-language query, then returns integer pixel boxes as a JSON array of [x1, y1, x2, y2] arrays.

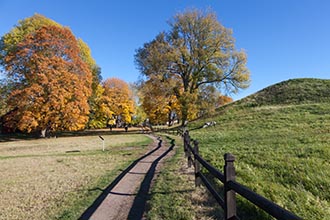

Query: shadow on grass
[[78, 138, 162, 219], [0, 132, 40, 142], [0, 128, 149, 143], [199, 173, 271, 220], [127, 139, 175, 220]]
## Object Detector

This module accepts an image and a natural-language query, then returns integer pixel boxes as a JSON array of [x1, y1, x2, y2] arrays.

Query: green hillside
[[187, 78, 330, 219], [238, 78, 330, 106]]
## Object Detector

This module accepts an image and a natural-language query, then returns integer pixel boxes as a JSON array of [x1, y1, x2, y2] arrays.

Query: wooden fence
[[182, 130, 302, 220]]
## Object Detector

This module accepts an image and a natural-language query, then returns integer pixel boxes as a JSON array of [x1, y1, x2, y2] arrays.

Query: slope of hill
[[187, 78, 330, 219], [238, 78, 330, 106]]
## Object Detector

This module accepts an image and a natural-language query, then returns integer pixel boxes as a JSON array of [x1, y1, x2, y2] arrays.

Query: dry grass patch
[[0, 134, 152, 220], [0, 134, 148, 157]]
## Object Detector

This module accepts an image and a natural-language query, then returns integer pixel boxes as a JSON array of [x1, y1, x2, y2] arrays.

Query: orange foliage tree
[[218, 95, 233, 106], [103, 78, 135, 126], [2, 25, 92, 134]]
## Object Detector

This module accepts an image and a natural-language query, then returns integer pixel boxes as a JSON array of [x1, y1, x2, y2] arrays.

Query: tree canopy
[[1, 24, 92, 134], [103, 78, 135, 126], [0, 14, 115, 134], [137, 75, 181, 125], [135, 9, 250, 125]]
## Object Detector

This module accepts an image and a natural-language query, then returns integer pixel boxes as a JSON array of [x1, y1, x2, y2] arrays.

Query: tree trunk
[[40, 128, 47, 138], [181, 103, 188, 127], [168, 111, 172, 127]]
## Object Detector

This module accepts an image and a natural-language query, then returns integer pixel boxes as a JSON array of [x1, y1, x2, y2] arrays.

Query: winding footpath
[[80, 135, 175, 220]]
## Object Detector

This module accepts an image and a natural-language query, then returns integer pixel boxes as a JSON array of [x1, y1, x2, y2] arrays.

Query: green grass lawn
[[151, 79, 330, 219], [146, 135, 223, 220], [0, 133, 152, 220], [188, 103, 330, 219]]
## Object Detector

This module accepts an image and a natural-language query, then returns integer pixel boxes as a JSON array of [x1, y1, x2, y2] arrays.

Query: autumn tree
[[135, 9, 250, 126], [87, 84, 114, 129], [0, 14, 62, 122], [77, 38, 102, 97], [77, 39, 105, 128], [0, 78, 10, 117], [1, 25, 92, 134], [196, 85, 221, 117], [137, 75, 181, 125], [0, 14, 101, 131], [131, 104, 147, 125], [0, 14, 61, 56], [103, 78, 135, 127], [218, 95, 233, 106]]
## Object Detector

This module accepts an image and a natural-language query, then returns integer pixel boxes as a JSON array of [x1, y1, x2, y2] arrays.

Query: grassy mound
[[186, 78, 330, 219], [238, 78, 330, 107]]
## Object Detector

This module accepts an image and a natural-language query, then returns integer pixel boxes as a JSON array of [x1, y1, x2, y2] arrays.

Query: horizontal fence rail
[[181, 130, 302, 220]]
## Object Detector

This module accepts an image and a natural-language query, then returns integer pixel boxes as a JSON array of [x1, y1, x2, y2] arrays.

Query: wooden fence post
[[183, 131, 189, 156], [185, 131, 193, 168], [224, 153, 237, 220], [193, 140, 201, 187]]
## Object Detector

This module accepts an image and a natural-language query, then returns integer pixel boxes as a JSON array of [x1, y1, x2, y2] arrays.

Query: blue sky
[[1, 0, 329, 100]]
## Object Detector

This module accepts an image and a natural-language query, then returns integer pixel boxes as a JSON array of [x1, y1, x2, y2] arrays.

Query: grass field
[[151, 79, 330, 219], [0, 132, 152, 220], [146, 135, 223, 220], [189, 103, 330, 219]]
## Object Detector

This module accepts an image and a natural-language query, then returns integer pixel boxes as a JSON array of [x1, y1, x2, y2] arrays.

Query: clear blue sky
[[1, 0, 329, 100]]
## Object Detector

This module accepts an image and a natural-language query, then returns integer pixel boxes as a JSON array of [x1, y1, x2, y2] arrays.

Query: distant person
[[124, 124, 128, 132]]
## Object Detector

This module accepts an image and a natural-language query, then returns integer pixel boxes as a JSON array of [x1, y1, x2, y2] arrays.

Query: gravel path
[[80, 135, 175, 220]]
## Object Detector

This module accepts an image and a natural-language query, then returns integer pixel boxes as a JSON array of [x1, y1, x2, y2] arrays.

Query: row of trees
[[0, 9, 250, 135], [0, 14, 134, 135]]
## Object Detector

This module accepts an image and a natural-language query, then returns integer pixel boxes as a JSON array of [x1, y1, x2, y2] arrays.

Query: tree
[[218, 95, 233, 107], [135, 9, 250, 126], [77, 39, 105, 128], [87, 84, 114, 129], [0, 14, 101, 132], [103, 78, 135, 127], [77, 38, 102, 93], [196, 85, 221, 117], [1, 25, 92, 134], [0, 14, 61, 65], [0, 79, 9, 117], [137, 75, 181, 125], [131, 104, 147, 126]]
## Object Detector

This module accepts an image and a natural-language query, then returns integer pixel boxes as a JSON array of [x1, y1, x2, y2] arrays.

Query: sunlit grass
[[146, 135, 223, 220], [0, 134, 152, 220], [188, 103, 330, 219]]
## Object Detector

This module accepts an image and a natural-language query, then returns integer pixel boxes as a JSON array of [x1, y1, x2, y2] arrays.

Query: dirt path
[[79, 135, 175, 220]]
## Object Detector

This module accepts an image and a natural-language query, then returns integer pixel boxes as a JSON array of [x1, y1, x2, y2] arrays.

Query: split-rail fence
[[181, 130, 302, 220]]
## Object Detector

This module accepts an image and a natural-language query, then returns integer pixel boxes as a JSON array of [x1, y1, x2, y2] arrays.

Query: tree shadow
[[0, 132, 40, 142], [198, 173, 272, 220], [127, 139, 175, 220], [0, 127, 149, 143], [78, 138, 163, 220]]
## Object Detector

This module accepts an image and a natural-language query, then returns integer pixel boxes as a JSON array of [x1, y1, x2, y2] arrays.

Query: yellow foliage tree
[[103, 78, 135, 126], [138, 75, 181, 125], [87, 84, 114, 128]]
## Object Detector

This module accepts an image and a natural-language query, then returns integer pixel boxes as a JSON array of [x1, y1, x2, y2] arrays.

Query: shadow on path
[[79, 138, 163, 220], [127, 139, 175, 220]]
